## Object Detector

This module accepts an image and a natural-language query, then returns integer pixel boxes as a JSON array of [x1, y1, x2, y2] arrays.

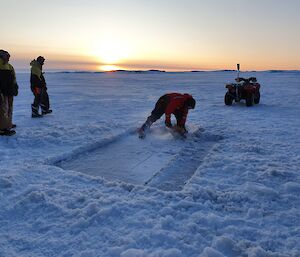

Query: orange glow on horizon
[[8, 51, 300, 72]]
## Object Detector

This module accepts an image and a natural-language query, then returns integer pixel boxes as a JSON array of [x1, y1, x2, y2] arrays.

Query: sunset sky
[[2, 0, 300, 71]]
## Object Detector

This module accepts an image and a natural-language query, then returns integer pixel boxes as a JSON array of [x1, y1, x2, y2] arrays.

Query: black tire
[[224, 92, 233, 105], [254, 91, 260, 104], [246, 94, 254, 107]]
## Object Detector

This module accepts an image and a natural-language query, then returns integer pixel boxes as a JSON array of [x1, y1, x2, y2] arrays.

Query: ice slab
[[56, 128, 221, 191]]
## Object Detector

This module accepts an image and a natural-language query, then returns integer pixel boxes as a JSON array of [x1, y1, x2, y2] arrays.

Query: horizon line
[[15, 68, 300, 74]]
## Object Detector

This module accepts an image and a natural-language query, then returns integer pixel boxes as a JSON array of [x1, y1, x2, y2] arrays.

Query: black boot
[[32, 104, 42, 118], [42, 109, 52, 115], [138, 117, 153, 138], [0, 129, 16, 136]]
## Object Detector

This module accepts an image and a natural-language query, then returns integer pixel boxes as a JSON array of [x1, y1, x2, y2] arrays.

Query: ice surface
[[0, 71, 299, 256], [56, 130, 179, 185]]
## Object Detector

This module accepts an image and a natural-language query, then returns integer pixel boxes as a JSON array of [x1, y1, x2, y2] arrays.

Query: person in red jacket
[[138, 93, 196, 138]]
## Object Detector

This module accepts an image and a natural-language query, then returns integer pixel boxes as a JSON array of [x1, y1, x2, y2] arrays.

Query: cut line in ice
[[145, 132, 223, 191]]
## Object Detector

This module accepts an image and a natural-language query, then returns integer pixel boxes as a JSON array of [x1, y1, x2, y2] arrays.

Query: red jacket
[[165, 93, 192, 126]]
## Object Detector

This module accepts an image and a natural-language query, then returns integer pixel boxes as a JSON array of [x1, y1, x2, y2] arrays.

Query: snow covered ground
[[0, 71, 299, 257]]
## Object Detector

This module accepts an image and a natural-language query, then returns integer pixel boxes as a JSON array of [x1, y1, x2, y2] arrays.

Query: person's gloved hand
[[165, 121, 172, 128]]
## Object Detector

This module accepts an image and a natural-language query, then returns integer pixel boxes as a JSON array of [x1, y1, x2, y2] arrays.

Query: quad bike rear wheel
[[246, 94, 254, 107], [224, 92, 233, 105]]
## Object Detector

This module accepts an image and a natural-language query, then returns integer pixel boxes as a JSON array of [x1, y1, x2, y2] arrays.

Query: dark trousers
[[141, 95, 170, 131], [148, 95, 169, 122], [32, 88, 50, 112], [0, 94, 12, 130], [40, 90, 50, 111]]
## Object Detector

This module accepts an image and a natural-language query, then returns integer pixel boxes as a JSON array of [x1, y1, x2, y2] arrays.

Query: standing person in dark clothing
[[0, 50, 18, 136], [30, 56, 52, 117], [138, 93, 196, 138]]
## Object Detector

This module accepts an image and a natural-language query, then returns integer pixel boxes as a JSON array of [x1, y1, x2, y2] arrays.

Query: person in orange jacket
[[138, 93, 196, 138]]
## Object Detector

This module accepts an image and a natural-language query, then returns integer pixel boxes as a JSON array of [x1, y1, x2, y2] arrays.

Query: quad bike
[[224, 65, 261, 107]]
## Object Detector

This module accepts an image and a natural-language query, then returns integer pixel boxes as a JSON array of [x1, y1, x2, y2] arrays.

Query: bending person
[[138, 93, 196, 138]]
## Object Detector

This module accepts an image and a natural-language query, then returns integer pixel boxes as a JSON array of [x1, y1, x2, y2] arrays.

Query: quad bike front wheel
[[224, 92, 233, 105], [254, 91, 260, 104]]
